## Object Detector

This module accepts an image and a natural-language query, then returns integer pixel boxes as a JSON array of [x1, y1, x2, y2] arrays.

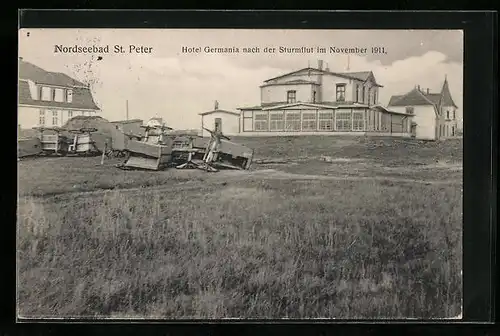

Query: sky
[[18, 29, 463, 129]]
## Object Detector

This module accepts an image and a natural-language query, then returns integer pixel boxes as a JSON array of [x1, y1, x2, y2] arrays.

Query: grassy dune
[[17, 136, 463, 319]]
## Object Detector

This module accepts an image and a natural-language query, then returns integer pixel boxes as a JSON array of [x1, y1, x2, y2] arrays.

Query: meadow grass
[[17, 136, 463, 318], [17, 178, 462, 319], [17, 157, 205, 197], [232, 135, 463, 165]]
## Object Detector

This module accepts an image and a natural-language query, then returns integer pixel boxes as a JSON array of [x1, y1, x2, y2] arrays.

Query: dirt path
[[226, 169, 463, 185], [25, 167, 462, 202]]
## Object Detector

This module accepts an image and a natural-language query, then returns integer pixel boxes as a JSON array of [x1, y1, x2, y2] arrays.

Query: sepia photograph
[[17, 28, 463, 320]]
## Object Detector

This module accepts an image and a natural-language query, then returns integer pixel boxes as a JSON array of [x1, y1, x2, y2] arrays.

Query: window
[[68, 110, 73, 118], [319, 111, 334, 131], [312, 91, 317, 103], [452, 126, 455, 136], [373, 90, 377, 105], [367, 88, 371, 106], [446, 110, 450, 119], [335, 111, 351, 131], [254, 112, 268, 131], [39, 110, 46, 125], [405, 107, 414, 114], [269, 112, 284, 131], [41, 86, 51, 101], [362, 86, 366, 103], [52, 110, 59, 126], [302, 112, 317, 131], [352, 111, 364, 131], [375, 111, 380, 131], [54, 88, 64, 102], [287, 90, 296, 104], [453, 110, 456, 120], [336, 84, 346, 102], [285, 112, 301, 131], [355, 84, 360, 102], [66, 89, 73, 103]]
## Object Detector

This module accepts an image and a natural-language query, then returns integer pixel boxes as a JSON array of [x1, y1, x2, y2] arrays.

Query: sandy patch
[[215, 186, 274, 202]]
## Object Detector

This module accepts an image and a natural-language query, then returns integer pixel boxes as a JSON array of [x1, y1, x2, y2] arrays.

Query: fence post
[[101, 142, 107, 165]]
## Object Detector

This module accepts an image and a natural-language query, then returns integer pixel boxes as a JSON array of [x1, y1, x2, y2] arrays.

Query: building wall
[[239, 107, 410, 136], [320, 74, 353, 103], [438, 104, 459, 138], [18, 106, 40, 129], [261, 72, 380, 106], [18, 105, 98, 129], [261, 83, 316, 105], [201, 112, 240, 136], [389, 105, 436, 140], [235, 131, 412, 137]]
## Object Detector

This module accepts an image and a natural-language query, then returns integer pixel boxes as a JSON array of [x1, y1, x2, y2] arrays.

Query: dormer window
[[54, 88, 64, 102], [287, 90, 296, 104], [66, 89, 73, 103], [405, 107, 414, 114], [336, 84, 346, 102], [312, 90, 317, 103], [362, 86, 366, 103], [355, 84, 360, 102], [40, 86, 51, 101], [446, 110, 450, 119]]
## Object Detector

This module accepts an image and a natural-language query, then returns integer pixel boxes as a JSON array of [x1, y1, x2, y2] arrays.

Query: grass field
[[17, 135, 463, 319]]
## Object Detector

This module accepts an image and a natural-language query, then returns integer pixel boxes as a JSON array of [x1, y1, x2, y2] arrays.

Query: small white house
[[387, 77, 459, 140], [199, 101, 240, 137]]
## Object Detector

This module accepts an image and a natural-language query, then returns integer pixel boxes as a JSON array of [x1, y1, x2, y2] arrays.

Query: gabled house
[[18, 57, 100, 129], [199, 101, 241, 136], [235, 60, 412, 136], [387, 77, 459, 140]]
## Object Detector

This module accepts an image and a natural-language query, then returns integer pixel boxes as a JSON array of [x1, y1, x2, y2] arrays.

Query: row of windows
[[39, 86, 73, 103], [38, 109, 90, 126], [355, 85, 377, 105], [439, 124, 456, 137], [445, 109, 456, 120], [252, 110, 381, 132], [406, 106, 457, 121], [286, 84, 377, 105]]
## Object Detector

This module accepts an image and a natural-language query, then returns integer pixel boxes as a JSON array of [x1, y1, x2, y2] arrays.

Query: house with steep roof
[[387, 77, 459, 140], [18, 57, 100, 129], [233, 60, 413, 136]]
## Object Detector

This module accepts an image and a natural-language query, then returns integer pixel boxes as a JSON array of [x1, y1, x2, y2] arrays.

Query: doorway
[[214, 118, 222, 133], [410, 122, 417, 138]]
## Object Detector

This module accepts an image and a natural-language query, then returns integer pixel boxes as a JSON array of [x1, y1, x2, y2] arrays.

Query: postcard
[[17, 28, 463, 320]]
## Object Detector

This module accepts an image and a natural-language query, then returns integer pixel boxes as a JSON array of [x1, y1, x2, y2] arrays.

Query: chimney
[[318, 60, 323, 70]]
